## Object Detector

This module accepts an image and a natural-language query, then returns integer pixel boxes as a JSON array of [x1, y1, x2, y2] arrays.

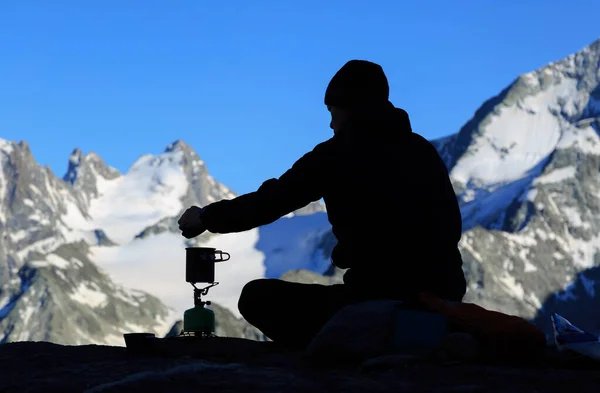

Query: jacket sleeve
[[200, 139, 334, 234]]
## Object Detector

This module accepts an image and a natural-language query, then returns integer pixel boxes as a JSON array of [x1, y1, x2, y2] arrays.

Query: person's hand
[[178, 206, 207, 238]]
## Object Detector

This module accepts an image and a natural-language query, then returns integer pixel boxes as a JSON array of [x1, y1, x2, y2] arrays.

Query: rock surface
[[1, 339, 600, 393]]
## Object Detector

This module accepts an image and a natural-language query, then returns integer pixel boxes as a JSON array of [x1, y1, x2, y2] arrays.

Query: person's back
[[326, 113, 465, 300], [321, 61, 465, 301]]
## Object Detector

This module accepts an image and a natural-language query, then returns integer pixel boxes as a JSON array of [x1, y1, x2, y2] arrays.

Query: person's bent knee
[[238, 278, 275, 320]]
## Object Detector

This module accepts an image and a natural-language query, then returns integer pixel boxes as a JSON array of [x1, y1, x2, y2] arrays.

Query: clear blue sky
[[1, 1, 598, 195]]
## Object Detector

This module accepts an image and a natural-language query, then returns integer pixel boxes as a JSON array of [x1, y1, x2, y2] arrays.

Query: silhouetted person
[[178, 60, 466, 348]]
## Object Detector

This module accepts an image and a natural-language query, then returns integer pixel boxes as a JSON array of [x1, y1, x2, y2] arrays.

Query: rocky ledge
[[0, 337, 599, 393]]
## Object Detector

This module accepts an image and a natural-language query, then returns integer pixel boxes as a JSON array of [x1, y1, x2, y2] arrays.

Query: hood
[[343, 103, 413, 139]]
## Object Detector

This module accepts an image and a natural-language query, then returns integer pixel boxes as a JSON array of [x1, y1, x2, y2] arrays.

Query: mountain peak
[[444, 36, 600, 192], [164, 139, 192, 154], [161, 139, 206, 167], [63, 148, 120, 186], [519, 37, 600, 91], [68, 147, 83, 164], [63, 148, 85, 184]]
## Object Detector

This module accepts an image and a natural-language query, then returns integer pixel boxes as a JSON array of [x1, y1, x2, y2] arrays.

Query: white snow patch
[[45, 254, 71, 269], [29, 260, 49, 268], [0, 296, 10, 310], [502, 232, 538, 247], [88, 150, 189, 244], [154, 308, 180, 337], [459, 237, 484, 262], [526, 188, 538, 201], [17, 237, 62, 260], [61, 199, 93, 230], [556, 124, 600, 155], [29, 184, 42, 194], [565, 234, 600, 268], [43, 173, 59, 209], [534, 166, 577, 184], [535, 228, 548, 241], [104, 334, 125, 347], [524, 260, 538, 272], [516, 248, 537, 272], [55, 269, 67, 281], [0, 138, 14, 154], [561, 206, 590, 229], [113, 291, 140, 307], [90, 230, 265, 319], [527, 292, 542, 309], [10, 230, 28, 243], [502, 259, 514, 271], [124, 322, 152, 333], [28, 213, 50, 225], [73, 326, 102, 345], [461, 171, 541, 231], [69, 283, 109, 308], [451, 83, 570, 186], [19, 305, 36, 325], [462, 188, 476, 203], [497, 272, 525, 300], [545, 193, 563, 217]]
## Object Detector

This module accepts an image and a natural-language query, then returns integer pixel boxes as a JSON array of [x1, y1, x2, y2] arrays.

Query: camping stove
[[179, 282, 219, 337], [176, 246, 230, 338]]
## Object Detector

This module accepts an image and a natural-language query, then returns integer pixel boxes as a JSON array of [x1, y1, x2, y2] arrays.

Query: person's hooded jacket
[[200, 60, 467, 301]]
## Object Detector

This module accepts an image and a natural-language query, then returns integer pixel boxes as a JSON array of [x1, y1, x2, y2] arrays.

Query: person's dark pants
[[238, 278, 379, 349], [238, 277, 466, 349]]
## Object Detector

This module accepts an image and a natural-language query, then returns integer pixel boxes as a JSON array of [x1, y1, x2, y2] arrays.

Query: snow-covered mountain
[[0, 140, 176, 344], [1, 37, 599, 345], [435, 37, 600, 331], [0, 137, 328, 344]]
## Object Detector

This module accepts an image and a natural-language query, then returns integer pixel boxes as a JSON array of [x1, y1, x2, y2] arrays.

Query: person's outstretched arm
[[200, 139, 334, 234]]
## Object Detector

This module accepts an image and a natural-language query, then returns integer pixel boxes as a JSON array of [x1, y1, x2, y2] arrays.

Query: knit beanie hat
[[324, 60, 389, 109]]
